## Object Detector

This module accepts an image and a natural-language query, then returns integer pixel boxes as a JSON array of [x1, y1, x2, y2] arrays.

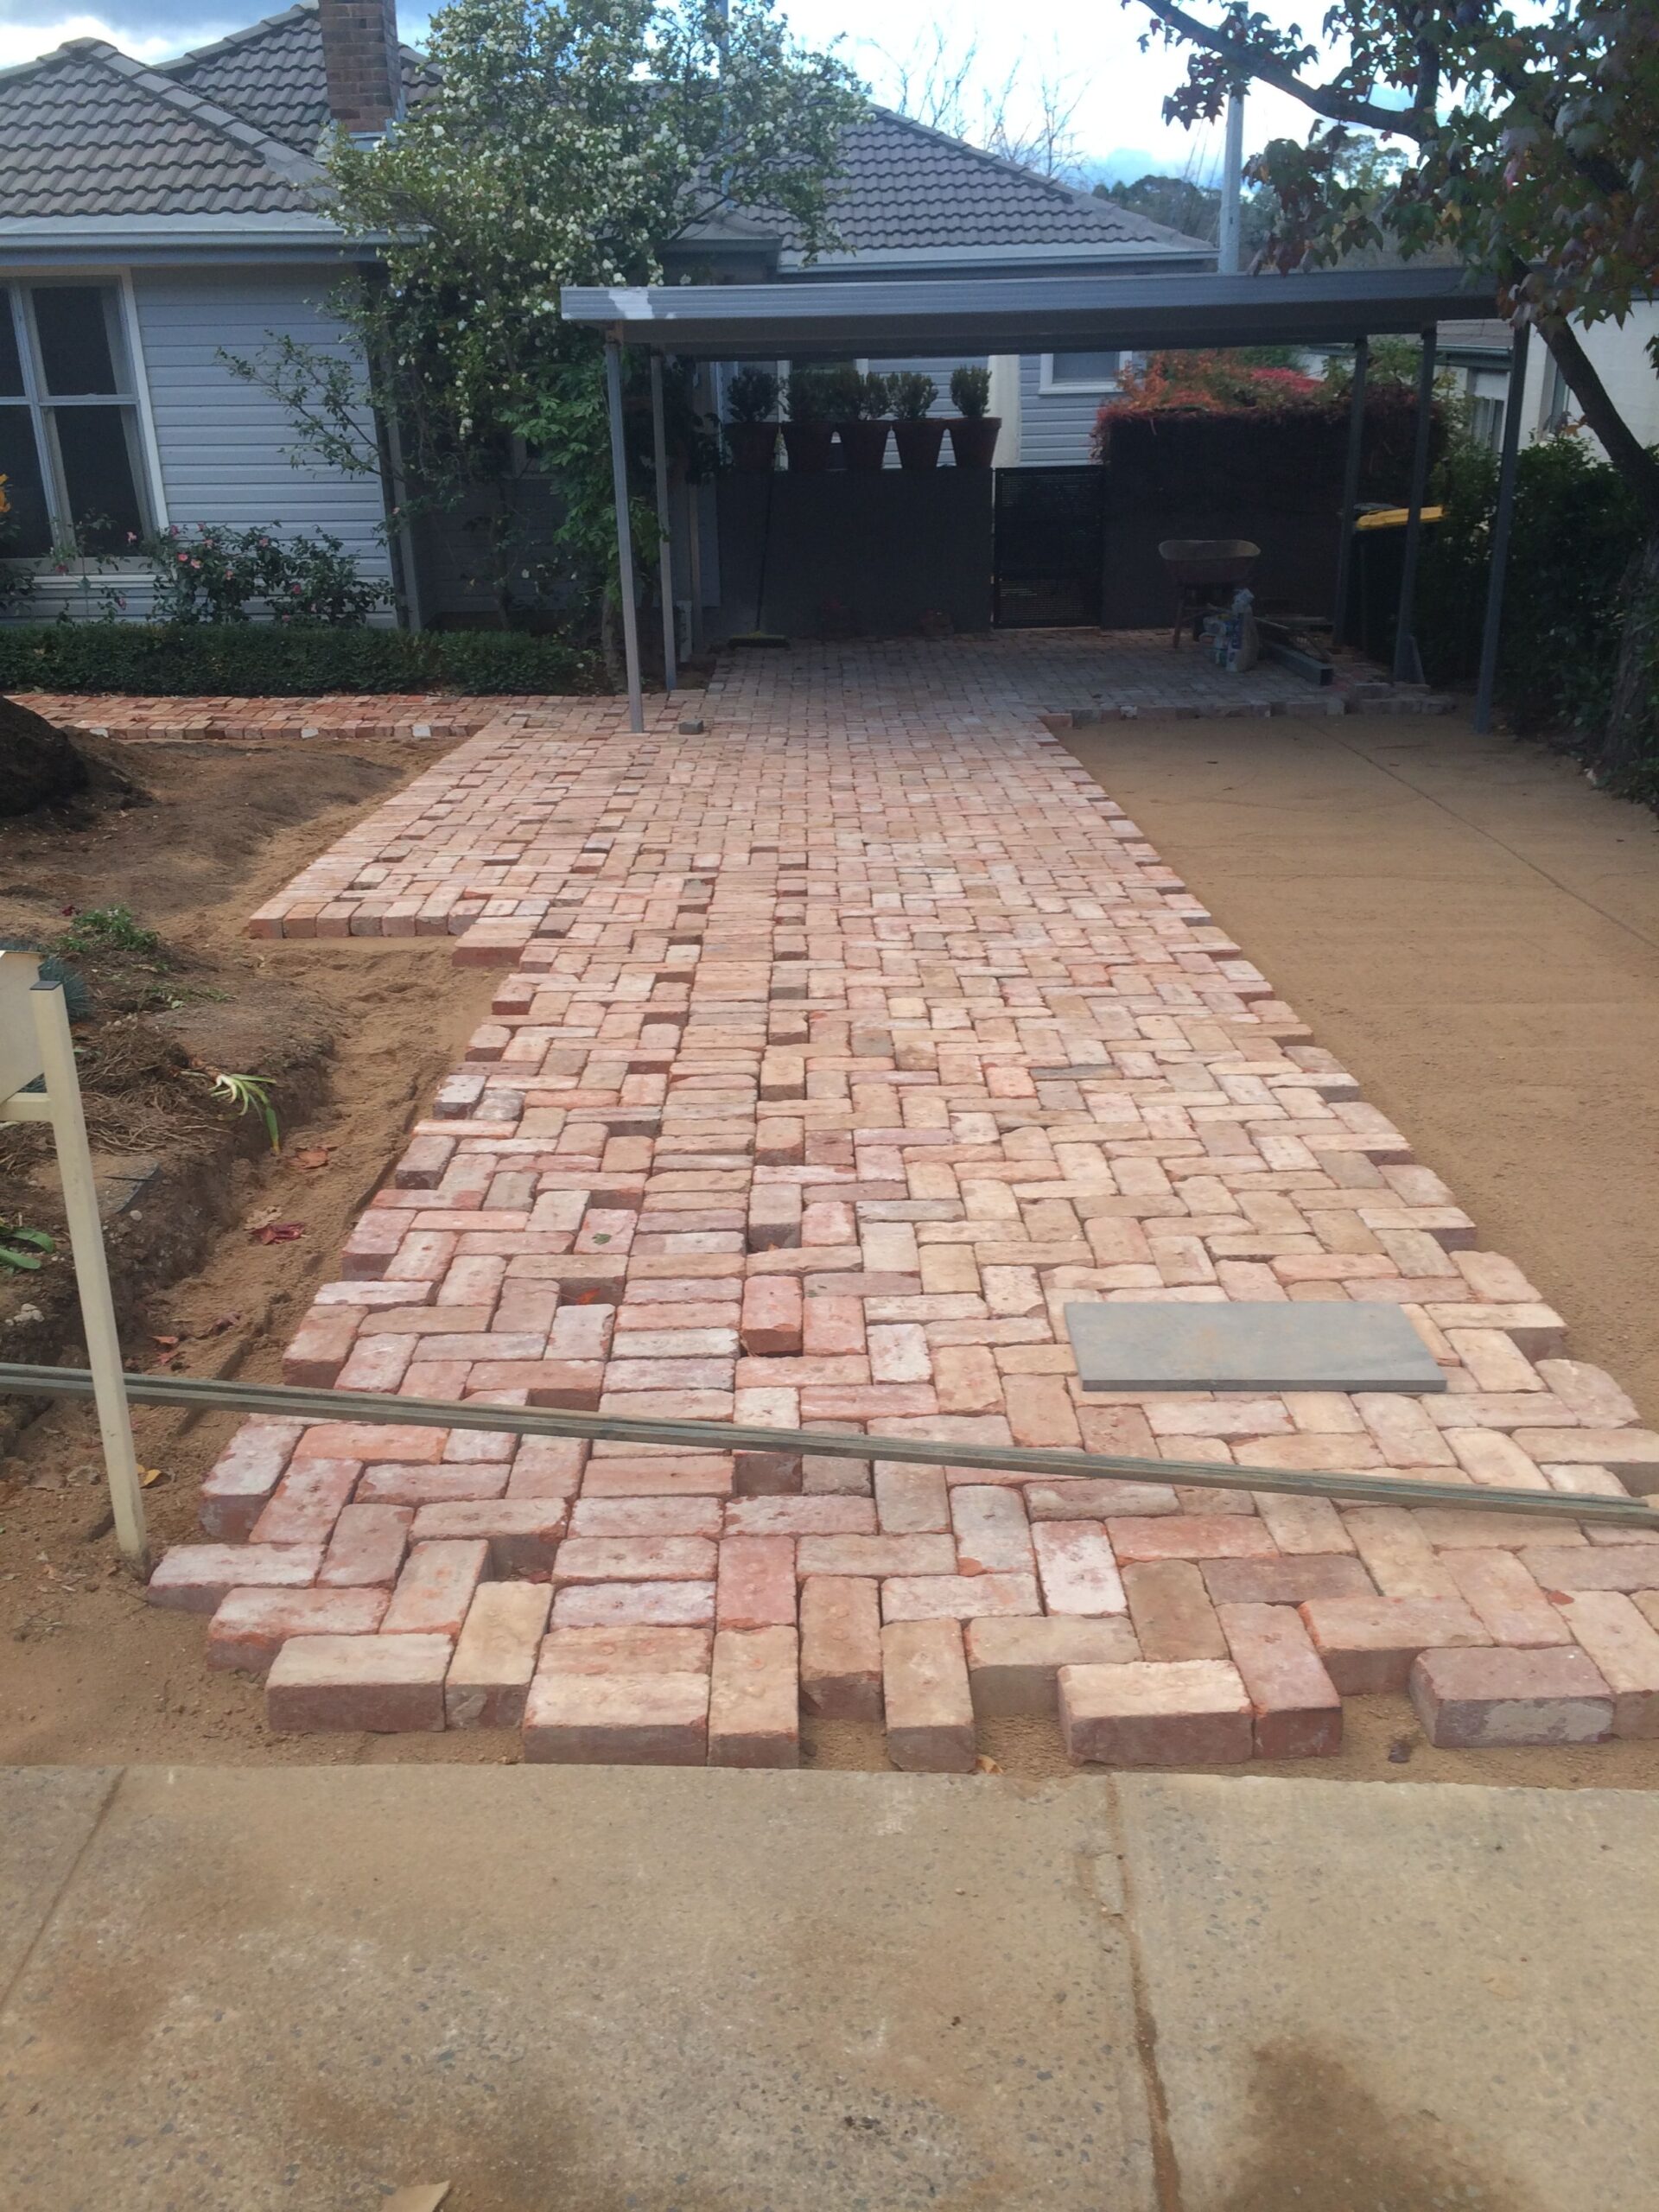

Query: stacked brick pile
[[148, 642, 1659, 1764]]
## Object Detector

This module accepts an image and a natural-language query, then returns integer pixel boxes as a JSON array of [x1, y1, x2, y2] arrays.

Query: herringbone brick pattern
[[153, 641, 1659, 1764]]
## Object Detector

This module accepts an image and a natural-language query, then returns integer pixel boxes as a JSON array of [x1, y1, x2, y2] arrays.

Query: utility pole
[[1217, 90, 1244, 276]]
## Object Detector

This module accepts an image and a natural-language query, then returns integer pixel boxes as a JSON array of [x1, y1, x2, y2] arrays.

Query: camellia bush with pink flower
[[142, 524, 387, 626]]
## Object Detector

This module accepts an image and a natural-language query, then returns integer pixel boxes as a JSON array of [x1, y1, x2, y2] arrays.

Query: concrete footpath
[[1, 1768, 1654, 2212]]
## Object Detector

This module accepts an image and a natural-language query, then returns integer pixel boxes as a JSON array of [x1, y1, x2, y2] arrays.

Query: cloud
[[0, 10, 224, 65]]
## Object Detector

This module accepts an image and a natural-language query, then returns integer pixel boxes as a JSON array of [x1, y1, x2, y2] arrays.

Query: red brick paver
[[149, 638, 1659, 1766], [16, 692, 503, 744]]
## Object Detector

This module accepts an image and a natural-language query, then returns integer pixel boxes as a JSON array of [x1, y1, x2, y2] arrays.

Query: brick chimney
[[318, 0, 404, 138]]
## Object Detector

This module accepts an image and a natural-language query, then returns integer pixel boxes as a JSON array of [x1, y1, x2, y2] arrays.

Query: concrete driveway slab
[[1116, 1773, 1659, 2212], [0, 1766, 116, 1992], [0, 1764, 1155, 2212]]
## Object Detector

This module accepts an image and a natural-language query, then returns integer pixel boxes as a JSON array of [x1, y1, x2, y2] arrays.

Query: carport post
[[604, 338, 645, 734], [1472, 321, 1531, 734], [649, 351, 677, 693], [1329, 334, 1369, 650], [1391, 324, 1438, 683]]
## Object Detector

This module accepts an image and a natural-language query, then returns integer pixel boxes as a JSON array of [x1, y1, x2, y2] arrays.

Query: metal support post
[[1472, 321, 1533, 734], [1330, 334, 1369, 650], [604, 337, 645, 734], [1392, 324, 1439, 683], [649, 351, 677, 693]]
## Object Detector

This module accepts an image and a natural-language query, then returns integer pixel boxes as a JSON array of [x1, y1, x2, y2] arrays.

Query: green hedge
[[0, 622, 603, 697]]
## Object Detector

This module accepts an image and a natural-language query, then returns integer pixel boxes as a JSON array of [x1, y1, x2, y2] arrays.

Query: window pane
[[33, 285, 122, 396], [0, 295, 24, 398], [1052, 351, 1121, 385], [0, 406, 52, 556], [51, 405, 146, 550]]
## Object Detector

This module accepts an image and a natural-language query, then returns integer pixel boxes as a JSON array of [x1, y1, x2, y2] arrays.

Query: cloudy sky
[[0, 0, 1325, 183]]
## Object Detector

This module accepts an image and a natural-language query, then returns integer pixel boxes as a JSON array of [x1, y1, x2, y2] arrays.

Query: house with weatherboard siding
[[0, 0, 1215, 628]]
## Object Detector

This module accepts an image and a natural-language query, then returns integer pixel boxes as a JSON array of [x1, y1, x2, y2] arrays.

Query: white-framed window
[[1541, 359, 1570, 436], [1468, 393, 1504, 454], [1039, 350, 1125, 394], [0, 279, 156, 559]]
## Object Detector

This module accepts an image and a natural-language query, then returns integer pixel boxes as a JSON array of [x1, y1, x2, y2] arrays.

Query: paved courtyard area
[[149, 638, 1659, 1765]]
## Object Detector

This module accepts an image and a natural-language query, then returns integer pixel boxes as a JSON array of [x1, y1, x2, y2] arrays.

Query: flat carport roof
[[561, 264, 1522, 737], [559, 264, 1502, 359]]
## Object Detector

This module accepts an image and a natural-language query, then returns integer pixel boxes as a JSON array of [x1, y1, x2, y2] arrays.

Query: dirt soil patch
[[0, 730, 493, 1760], [1062, 710, 1659, 1422]]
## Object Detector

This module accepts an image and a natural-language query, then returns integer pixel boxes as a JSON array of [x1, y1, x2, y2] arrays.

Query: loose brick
[[709, 1626, 800, 1767], [446, 1583, 553, 1727], [881, 1618, 976, 1772], [554, 1535, 716, 1585], [874, 1463, 951, 1534], [724, 1497, 875, 1536], [963, 1615, 1140, 1716], [880, 1572, 1041, 1622], [1032, 1522, 1127, 1615], [1408, 1645, 1613, 1748], [410, 1500, 566, 1575], [266, 1632, 451, 1732], [1517, 1547, 1659, 1593], [950, 1484, 1034, 1572], [522, 1670, 709, 1764], [1025, 1478, 1179, 1520], [1444, 1549, 1572, 1648], [1300, 1595, 1490, 1694], [1122, 1560, 1226, 1661], [147, 1543, 322, 1615], [740, 1274, 803, 1355], [1342, 1506, 1459, 1599], [550, 1580, 715, 1628], [1217, 1603, 1342, 1758], [296, 1422, 448, 1464], [1554, 1591, 1659, 1736], [199, 1419, 305, 1541], [570, 1497, 723, 1537], [207, 1587, 388, 1674], [318, 1503, 412, 1588], [717, 1535, 797, 1629], [249, 1459, 360, 1548], [382, 1540, 489, 1636], [1200, 1555, 1375, 1605], [1104, 1515, 1278, 1564], [538, 1625, 713, 1675], [1058, 1660, 1254, 1766], [796, 1533, 957, 1579], [799, 1576, 883, 1719], [282, 1308, 360, 1389]]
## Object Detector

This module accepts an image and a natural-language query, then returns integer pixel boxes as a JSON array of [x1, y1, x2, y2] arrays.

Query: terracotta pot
[[781, 421, 835, 474], [728, 421, 778, 474], [893, 417, 947, 470], [837, 419, 891, 473], [947, 416, 1001, 469]]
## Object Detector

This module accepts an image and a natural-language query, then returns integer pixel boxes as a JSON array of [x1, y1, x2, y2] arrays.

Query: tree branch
[[1535, 309, 1659, 525], [1132, 0, 1412, 135]]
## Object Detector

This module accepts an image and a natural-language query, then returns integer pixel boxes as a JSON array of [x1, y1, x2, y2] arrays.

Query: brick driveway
[[154, 639, 1659, 1764]]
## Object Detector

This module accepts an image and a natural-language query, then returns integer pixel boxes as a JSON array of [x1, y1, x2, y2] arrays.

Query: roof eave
[[0, 213, 378, 264]]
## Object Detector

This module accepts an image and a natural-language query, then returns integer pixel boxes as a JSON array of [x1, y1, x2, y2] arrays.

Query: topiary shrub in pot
[[836, 370, 892, 473], [781, 367, 836, 473], [947, 364, 1001, 468], [725, 365, 780, 474], [890, 372, 945, 469]]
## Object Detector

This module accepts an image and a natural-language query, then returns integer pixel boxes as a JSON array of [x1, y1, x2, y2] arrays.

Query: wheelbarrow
[[1159, 538, 1260, 649]]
